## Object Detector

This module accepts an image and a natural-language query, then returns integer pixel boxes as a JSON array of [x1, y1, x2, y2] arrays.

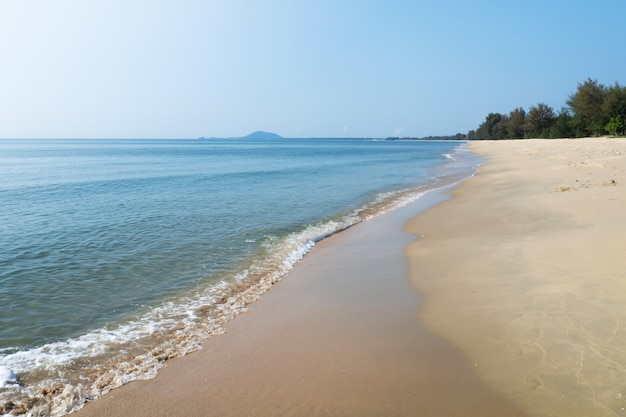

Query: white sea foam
[[0, 367, 17, 388], [0, 211, 366, 416]]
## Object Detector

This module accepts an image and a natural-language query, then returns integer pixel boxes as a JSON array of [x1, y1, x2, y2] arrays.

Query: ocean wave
[[0, 209, 365, 416], [0, 144, 479, 417]]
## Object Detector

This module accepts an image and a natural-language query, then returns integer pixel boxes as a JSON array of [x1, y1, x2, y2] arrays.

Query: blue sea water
[[0, 138, 477, 416]]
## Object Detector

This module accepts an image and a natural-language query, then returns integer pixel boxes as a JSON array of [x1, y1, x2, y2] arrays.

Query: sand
[[72, 138, 626, 417], [407, 138, 626, 416], [72, 188, 523, 417]]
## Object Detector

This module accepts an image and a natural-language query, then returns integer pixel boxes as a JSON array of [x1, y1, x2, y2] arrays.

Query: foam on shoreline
[[71, 146, 521, 417], [1, 144, 479, 417]]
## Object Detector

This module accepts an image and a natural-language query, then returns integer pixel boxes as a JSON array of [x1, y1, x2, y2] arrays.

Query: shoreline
[[72, 177, 523, 416], [58, 137, 626, 417], [0, 140, 473, 417], [407, 138, 626, 416]]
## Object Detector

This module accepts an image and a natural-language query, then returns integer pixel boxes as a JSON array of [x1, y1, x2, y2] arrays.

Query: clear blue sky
[[1, 0, 624, 138]]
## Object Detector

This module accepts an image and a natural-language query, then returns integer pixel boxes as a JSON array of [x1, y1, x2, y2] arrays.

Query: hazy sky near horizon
[[1, 0, 624, 139]]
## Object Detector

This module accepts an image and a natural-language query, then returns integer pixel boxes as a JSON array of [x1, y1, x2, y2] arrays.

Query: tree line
[[467, 78, 626, 140]]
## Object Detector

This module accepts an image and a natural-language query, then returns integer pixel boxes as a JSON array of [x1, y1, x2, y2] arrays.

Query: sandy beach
[[71, 138, 626, 417], [407, 138, 626, 416], [72, 180, 522, 417]]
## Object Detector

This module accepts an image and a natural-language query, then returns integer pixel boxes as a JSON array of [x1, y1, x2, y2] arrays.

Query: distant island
[[242, 131, 283, 140], [198, 131, 283, 140]]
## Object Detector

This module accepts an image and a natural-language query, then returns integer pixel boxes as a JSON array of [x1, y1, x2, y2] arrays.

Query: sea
[[0, 138, 478, 416]]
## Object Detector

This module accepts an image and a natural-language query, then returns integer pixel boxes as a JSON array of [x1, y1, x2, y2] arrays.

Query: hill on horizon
[[242, 131, 283, 140]]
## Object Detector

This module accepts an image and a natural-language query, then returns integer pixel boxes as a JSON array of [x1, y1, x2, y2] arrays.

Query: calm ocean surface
[[0, 138, 476, 416]]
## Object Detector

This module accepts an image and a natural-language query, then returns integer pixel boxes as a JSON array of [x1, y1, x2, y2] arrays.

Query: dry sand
[[407, 138, 626, 416]]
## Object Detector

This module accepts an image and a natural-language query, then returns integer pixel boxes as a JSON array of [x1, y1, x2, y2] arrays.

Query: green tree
[[566, 78, 608, 136], [524, 103, 555, 138], [605, 116, 624, 136], [466, 78, 625, 140], [474, 113, 506, 139], [492, 114, 508, 139], [603, 82, 626, 127], [549, 107, 574, 138], [504, 107, 526, 138]]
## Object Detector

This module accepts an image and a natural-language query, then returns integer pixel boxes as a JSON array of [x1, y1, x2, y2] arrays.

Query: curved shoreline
[[71, 157, 525, 417], [0, 143, 473, 417]]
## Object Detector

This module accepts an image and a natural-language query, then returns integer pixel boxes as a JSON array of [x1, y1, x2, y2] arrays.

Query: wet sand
[[407, 138, 626, 416], [73, 188, 523, 416]]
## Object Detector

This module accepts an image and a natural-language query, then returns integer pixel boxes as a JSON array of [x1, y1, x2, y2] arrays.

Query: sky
[[0, 0, 624, 139]]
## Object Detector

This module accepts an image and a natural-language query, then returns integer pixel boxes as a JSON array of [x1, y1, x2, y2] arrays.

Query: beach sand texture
[[72, 190, 523, 417], [407, 138, 626, 416], [72, 138, 626, 417]]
